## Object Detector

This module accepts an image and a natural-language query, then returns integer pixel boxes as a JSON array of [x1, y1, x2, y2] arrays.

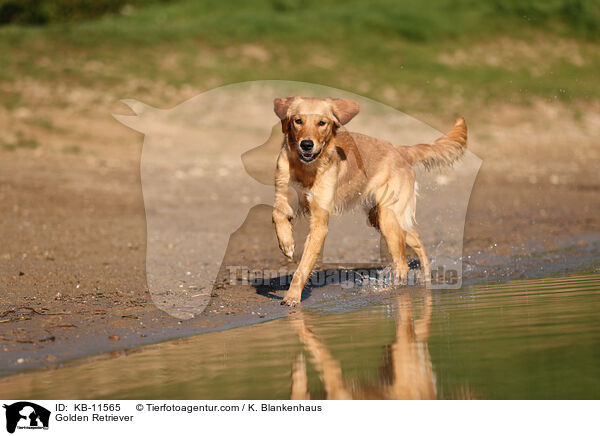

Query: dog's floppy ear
[[328, 98, 359, 126], [274, 97, 296, 120]]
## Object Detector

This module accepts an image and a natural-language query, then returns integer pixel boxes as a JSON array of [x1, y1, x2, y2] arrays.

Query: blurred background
[[1, 0, 599, 174], [1, 0, 599, 117]]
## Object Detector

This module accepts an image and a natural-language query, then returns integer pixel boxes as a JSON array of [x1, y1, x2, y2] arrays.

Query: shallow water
[[1, 273, 599, 399]]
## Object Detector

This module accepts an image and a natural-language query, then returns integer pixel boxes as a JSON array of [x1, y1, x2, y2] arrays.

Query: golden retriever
[[272, 97, 467, 306]]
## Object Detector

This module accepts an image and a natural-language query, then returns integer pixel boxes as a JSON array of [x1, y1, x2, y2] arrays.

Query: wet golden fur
[[272, 96, 467, 306]]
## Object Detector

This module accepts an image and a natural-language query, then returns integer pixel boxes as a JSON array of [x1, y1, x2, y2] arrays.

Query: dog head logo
[[114, 81, 481, 318], [3, 402, 50, 434]]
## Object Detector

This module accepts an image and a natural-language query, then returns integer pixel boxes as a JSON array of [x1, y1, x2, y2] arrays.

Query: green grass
[[1, 0, 599, 113]]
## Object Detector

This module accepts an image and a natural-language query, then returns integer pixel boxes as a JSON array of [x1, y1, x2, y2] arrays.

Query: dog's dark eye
[[295, 119, 303, 125], [318, 120, 326, 126]]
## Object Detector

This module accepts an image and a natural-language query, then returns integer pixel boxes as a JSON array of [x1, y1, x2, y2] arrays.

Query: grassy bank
[[1, 0, 599, 115]]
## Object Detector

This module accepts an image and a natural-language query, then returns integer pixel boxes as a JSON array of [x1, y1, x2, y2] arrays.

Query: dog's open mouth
[[298, 148, 321, 163]]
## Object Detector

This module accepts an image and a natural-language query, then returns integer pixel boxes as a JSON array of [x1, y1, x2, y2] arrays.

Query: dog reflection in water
[[289, 292, 436, 400]]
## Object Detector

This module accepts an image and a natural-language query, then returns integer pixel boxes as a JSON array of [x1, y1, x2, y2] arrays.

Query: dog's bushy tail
[[396, 117, 467, 170]]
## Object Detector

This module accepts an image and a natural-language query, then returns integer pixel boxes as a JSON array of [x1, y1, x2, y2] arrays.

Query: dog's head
[[274, 97, 359, 164]]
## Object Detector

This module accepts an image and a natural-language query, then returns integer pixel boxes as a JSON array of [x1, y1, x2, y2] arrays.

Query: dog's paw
[[392, 268, 409, 287], [281, 294, 301, 307], [279, 241, 295, 260]]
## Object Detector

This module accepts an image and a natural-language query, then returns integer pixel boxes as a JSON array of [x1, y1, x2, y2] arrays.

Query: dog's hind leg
[[372, 170, 416, 285], [406, 230, 431, 285], [377, 205, 409, 285]]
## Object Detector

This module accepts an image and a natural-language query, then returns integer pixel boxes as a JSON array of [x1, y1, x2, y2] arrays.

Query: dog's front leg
[[282, 205, 329, 306], [282, 171, 335, 306], [273, 152, 296, 260]]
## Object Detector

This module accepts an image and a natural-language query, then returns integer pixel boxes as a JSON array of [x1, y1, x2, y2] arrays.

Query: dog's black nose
[[300, 140, 314, 151]]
